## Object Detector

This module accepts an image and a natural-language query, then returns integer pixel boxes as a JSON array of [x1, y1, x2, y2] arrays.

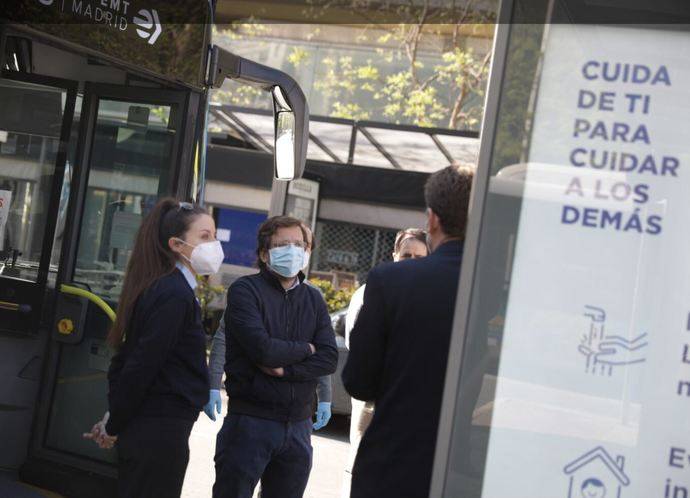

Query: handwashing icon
[[578, 305, 648, 376]]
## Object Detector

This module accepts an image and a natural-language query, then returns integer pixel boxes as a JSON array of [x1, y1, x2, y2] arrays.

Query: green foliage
[[212, 20, 493, 131], [195, 276, 225, 335], [316, 21, 492, 130], [212, 84, 266, 109], [210, 25, 272, 110], [309, 279, 358, 313], [149, 106, 170, 125], [288, 47, 310, 67], [330, 102, 370, 120], [490, 24, 544, 171]]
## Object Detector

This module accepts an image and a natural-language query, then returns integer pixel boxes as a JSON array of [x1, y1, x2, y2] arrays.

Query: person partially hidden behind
[[342, 165, 474, 498], [213, 215, 338, 498]]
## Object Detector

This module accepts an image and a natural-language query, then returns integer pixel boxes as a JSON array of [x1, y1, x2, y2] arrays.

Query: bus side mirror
[[208, 46, 309, 180]]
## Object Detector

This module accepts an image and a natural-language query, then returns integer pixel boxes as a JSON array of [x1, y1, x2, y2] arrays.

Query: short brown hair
[[424, 165, 473, 239], [301, 222, 315, 252], [256, 216, 307, 269], [393, 228, 428, 254]]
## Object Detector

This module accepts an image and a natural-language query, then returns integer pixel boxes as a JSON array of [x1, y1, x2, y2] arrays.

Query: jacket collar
[[175, 262, 198, 291], [259, 267, 305, 292], [432, 239, 463, 257]]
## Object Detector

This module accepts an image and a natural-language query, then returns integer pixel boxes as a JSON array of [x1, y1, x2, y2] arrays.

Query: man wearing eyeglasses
[[212, 216, 338, 498], [205, 224, 334, 432]]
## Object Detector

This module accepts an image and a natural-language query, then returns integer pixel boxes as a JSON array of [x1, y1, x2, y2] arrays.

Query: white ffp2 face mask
[[178, 239, 225, 275]]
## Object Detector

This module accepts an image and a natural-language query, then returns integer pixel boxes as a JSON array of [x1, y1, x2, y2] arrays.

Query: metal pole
[[370, 229, 380, 269], [268, 179, 288, 217], [428, 3, 514, 495]]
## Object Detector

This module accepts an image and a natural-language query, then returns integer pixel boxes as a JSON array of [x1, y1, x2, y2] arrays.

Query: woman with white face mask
[[83, 198, 223, 498]]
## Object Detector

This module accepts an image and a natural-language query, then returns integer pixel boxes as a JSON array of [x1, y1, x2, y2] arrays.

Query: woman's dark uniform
[[106, 263, 209, 498]]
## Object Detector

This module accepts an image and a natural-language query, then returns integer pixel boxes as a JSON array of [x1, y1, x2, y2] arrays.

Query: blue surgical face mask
[[268, 244, 305, 278]]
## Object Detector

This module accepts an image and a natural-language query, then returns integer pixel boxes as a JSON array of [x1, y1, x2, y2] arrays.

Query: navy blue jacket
[[106, 269, 210, 435], [224, 269, 338, 422], [342, 240, 463, 498]]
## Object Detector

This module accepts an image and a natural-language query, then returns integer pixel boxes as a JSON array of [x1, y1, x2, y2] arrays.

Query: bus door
[[11, 83, 198, 490], [0, 70, 77, 471]]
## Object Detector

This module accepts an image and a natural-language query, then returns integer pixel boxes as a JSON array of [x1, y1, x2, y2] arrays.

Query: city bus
[[0, 1, 308, 495]]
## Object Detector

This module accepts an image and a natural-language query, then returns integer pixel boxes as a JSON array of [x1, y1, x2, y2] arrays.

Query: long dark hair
[[107, 198, 207, 348]]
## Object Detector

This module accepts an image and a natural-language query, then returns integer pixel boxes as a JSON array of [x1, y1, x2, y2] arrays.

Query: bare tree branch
[[446, 48, 490, 128], [460, 0, 477, 25], [449, 81, 469, 129], [419, 72, 440, 92], [403, 0, 429, 86]]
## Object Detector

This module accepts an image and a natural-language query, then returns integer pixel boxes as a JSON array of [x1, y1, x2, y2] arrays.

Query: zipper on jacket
[[285, 290, 295, 413], [284, 292, 290, 338]]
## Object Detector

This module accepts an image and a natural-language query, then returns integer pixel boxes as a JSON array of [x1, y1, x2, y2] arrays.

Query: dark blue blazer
[[342, 240, 463, 498], [106, 269, 209, 435]]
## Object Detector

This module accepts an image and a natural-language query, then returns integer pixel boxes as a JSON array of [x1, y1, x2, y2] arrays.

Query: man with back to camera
[[212, 215, 338, 498], [340, 227, 429, 498], [342, 164, 474, 498]]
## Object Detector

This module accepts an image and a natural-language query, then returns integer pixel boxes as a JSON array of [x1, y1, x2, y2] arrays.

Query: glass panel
[[45, 97, 178, 461], [442, 21, 690, 498], [441, 22, 546, 496], [352, 129, 396, 169], [0, 78, 66, 282], [230, 111, 275, 151], [306, 137, 336, 162], [435, 134, 481, 167], [49, 94, 84, 287], [365, 127, 450, 172], [308, 120, 353, 163], [73, 100, 174, 301]]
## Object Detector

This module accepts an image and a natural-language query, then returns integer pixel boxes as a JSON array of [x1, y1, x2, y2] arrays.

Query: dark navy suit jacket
[[107, 269, 209, 435], [342, 240, 463, 498]]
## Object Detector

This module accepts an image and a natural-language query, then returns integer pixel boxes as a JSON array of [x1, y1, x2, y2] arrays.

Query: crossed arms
[[227, 280, 338, 380]]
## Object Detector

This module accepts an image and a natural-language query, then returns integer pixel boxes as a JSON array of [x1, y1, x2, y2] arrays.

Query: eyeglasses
[[270, 240, 308, 250], [178, 202, 194, 211]]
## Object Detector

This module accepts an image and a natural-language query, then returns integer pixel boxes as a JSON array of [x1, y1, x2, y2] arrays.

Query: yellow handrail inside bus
[[0, 300, 20, 311], [60, 284, 116, 323]]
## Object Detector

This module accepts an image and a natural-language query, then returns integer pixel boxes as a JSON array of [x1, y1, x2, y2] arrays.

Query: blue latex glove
[[313, 402, 332, 430], [204, 389, 222, 421]]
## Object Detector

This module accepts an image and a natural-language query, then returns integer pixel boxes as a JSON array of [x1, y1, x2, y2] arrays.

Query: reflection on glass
[[352, 129, 396, 169], [48, 95, 84, 287], [73, 100, 175, 301], [275, 111, 295, 180], [441, 23, 545, 497], [365, 127, 449, 172], [307, 121, 351, 163], [0, 78, 66, 282], [45, 98, 177, 462]]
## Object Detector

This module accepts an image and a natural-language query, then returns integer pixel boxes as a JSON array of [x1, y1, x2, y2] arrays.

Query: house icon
[[563, 447, 631, 498]]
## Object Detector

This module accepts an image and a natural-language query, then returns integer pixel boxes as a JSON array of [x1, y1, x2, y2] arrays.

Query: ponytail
[[107, 198, 207, 348]]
